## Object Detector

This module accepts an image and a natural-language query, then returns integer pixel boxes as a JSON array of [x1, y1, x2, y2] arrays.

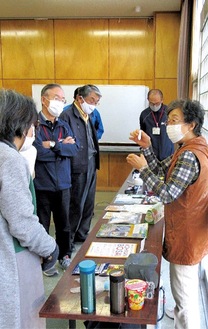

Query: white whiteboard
[[32, 84, 149, 144]]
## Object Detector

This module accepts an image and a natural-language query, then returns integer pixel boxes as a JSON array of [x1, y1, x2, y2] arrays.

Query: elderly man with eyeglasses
[[33, 83, 80, 276]]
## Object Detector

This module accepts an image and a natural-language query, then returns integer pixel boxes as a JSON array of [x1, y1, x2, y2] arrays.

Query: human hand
[[129, 129, 151, 149], [42, 141, 51, 148], [62, 136, 75, 144], [42, 244, 59, 272], [126, 153, 148, 170]]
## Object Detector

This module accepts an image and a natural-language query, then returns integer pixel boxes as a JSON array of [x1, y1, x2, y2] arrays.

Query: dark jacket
[[140, 104, 174, 161], [33, 112, 80, 191], [61, 103, 100, 173]]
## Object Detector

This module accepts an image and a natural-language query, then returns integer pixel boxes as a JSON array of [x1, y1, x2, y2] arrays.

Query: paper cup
[[125, 279, 148, 310]]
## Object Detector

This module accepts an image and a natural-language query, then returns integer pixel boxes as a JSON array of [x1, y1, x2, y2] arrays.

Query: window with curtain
[[191, 1, 208, 326], [197, 1, 208, 326], [199, 0, 208, 141]]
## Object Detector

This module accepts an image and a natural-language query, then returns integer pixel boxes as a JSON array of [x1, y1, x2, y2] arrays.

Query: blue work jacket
[[33, 112, 80, 191]]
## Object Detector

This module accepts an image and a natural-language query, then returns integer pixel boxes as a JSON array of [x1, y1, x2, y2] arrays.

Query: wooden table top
[[40, 178, 164, 326]]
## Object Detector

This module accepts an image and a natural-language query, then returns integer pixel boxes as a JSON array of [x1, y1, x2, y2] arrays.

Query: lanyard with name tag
[[152, 127, 161, 135], [151, 106, 165, 135]]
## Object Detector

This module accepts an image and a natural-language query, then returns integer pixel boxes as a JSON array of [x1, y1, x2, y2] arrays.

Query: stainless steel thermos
[[110, 269, 125, 314], [79, 260, 96, 314]]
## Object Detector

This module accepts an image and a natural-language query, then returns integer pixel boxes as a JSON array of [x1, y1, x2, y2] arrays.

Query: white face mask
[[48, 100, 64, 117], [20, 136, 35, 152], [80, 99, 96, 115], [20, 126, 35, 152], [149, 104, 161, 112], [166, 124, 187, 143]]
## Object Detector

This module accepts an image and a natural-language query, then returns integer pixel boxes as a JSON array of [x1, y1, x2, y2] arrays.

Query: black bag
[[124, 252, 159, 288]]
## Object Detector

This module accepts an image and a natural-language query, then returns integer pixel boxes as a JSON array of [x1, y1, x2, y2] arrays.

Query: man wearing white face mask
[[64, 86, 104, 140], [33, 84, 80, 276], [19, 124, 37, 177], [139, 89, 174, 161], [60, 84, 101, 249], [127, 99, 208, 329]]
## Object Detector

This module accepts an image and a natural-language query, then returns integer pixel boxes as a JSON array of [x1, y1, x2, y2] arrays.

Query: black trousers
[[36, 189, 72, 259], [70, 156, 97, 243]]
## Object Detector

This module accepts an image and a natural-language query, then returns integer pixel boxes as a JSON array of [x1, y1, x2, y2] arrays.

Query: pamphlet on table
[[85, 242, 138, 258], [96, 223, 148, 239]]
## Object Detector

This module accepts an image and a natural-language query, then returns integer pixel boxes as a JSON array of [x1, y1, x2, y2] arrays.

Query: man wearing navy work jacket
[[64, 86, 104, 140], [139, 89, 174, 161], [60, 84, 101, 249], [33, 83, 80, 275]]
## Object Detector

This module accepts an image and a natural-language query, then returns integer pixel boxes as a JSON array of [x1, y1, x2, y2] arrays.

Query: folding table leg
[[69, 319, 76, 329]]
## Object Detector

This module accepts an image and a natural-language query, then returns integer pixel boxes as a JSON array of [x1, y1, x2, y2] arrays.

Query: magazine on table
[[102, 211, 142, 224], [96, 223, 148, 239], [72, 262, 124, 276], [105, 203, 161, 214], [85, 242, 138, 258], [72, 262, 109, 275]]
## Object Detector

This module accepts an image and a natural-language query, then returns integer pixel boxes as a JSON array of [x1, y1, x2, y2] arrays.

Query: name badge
[[152, 127, 160, 135]]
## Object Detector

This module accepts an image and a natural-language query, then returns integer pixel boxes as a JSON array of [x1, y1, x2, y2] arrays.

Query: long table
[[39, 176, 164, 328]]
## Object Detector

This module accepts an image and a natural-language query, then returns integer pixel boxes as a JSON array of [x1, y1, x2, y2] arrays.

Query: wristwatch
[[50, 141, 56, 149]]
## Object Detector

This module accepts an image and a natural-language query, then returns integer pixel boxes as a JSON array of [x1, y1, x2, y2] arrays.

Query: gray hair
[[41, 83, 63, 97], [167, 99, 204, 136], [78, 84, 102, 98]]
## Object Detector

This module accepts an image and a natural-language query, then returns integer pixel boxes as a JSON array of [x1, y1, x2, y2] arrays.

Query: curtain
[[177, 0, 194, 98]]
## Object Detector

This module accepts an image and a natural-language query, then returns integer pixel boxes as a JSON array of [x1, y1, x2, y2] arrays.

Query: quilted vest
[[163, 136, 208, 265]]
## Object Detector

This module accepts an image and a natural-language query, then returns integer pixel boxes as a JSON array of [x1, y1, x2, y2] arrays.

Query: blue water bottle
[[78, 260, 96, 314]]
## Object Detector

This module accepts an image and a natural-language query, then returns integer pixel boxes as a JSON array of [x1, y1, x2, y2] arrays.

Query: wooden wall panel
[[109, 19, 154, 80], [0, 30, 2, 79], [57, 79, 108, 85], [96, 153, 109, 190], [155, 78, 178, 104], [54, 20, 108, 80], [110, 79, 153, 89], [2, 79, 54, 97], [109, 153, 132, 189], [57, 79, 108, 90], [0, 14, 180, 190], [155, 13, 180, 78], [1, 20, 54, 79]]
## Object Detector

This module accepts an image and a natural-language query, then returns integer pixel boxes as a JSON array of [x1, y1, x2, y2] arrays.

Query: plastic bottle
[[134, 177, 144, 194], [79, 259, 96, 314], [109, 269, 125, 314], [132, 169, 144, 194]]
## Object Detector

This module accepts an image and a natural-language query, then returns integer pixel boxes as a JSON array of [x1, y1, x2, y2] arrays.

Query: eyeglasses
[[83, 96, 100, 106], [166, 119, 185, 125], [44, 95, 67, 104]]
